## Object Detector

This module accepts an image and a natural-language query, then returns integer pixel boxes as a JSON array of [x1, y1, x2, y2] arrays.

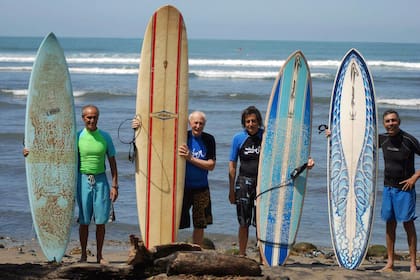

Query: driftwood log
[[155, 251, 262, 276], [127, 234, 202, 265], [127, 234, 262, 277]]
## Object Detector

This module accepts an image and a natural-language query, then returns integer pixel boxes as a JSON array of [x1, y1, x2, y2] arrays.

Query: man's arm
[[228, 161, 237, 204], [400, 169, 420, 191], [178, 143, 216, 171], [108, 156, 118, 202]]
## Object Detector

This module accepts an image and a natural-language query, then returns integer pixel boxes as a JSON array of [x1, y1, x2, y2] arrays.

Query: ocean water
[[1, 36, 419, 250]]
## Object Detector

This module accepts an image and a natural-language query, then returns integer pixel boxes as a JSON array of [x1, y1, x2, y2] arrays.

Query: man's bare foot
[[98, 258, 108, 265], [377, 265, 393, 272], [78, 255, 87, 263], [410, 265, 417, 273]]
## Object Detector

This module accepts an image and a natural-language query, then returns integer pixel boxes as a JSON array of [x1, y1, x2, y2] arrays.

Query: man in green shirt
[[77, 105, 118, 264], [24, 104, 119, 264]]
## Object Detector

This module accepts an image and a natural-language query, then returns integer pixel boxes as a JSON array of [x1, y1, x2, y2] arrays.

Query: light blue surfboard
[[257, 50, 312, 266], [328, 48, 377, 269], [25, 32, 77, 263]]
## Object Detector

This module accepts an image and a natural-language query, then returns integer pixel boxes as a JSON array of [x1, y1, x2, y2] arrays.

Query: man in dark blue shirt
[[178, 111, 216, 247]]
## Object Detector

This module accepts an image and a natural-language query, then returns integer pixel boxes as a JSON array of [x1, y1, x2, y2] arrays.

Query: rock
[[182, 236, 216, 250], [366, 244, 387, 258], [202, 237, 215, 250], [69, 247, 93, 256], [224, 248, 240, 255], [292, 242, 317, 254]]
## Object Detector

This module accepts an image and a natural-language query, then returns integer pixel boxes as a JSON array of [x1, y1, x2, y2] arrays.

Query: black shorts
[[180, 187, 213, 229], [235, 176, 256, 227]]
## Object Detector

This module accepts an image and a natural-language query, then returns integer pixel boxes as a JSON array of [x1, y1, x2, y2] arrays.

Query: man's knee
[[403, 220, 416, 232]]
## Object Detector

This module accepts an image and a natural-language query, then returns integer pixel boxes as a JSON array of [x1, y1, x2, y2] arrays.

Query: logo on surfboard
[[150, 110, 178, 120]]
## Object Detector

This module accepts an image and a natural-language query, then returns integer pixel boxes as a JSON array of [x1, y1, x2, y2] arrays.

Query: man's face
[[244, 113, 259, 136], [82, 107, 99, 131], [383, 113, 400, 136], [189, 113, 205, 137]]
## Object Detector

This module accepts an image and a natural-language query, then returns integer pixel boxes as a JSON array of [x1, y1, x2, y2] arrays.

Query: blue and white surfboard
[[328, 48, 378, 269], [257, 50, 312, 266]]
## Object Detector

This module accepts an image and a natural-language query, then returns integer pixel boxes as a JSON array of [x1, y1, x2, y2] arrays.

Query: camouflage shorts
[[180, 187, 213, 229]]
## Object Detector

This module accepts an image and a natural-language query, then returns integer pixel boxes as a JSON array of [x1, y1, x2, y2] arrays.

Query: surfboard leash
[[256, 238, 291, 248], [255, 229, 287, 249], [117, 118, 138, 163], [317, 124, 329, 134], [255, 180, 292, 199], [255, 163, 308, 199]]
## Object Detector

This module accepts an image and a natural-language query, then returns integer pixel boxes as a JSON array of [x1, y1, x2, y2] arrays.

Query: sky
[[1, 0, 419, 43]]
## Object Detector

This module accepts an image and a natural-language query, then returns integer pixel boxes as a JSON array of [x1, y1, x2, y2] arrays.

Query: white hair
[[188, 111, 207, 124]]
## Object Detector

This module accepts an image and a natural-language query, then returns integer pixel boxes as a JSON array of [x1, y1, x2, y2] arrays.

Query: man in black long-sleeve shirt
[[379, 110, 420, 273]]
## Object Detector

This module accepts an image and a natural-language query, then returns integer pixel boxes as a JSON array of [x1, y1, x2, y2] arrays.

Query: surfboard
[[135, 5, 188, 249], [327, 48, 378, 269], [25, 32, 77, 263], [256, 50, 312, 266]]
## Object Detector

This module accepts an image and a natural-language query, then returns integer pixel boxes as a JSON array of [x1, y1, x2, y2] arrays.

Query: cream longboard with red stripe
[[135, 5, 188, 248]]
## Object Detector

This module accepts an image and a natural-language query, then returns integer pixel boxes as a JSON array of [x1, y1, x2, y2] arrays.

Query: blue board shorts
[[77, 173, 111, 225], [381, 186, 417, 222]]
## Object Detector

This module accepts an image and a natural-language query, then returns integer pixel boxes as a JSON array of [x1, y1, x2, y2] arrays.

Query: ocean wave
[[2, 88, 90, 97], [1, 55, 420, 70], [312, 73, 334, 79], [191, 70, 333, 80], [68, 56, 139, 64], [378, 98, 420, 108], [191, 91, 266, 100], [0, 55, 138, 65], [369, 61, 420, 70], [70, 67, 137, 75], [0, 66, 32, 72], [190, 59, 338, 69], [0, 65, 138, 75], [0, 56, 33, 63], [311, 97, 420, 108], [5, 87, 418, 109], [0, 65, 332, 79], [192, 59, 420, 70], [191, 59, 282, 67], [1, 89, 27, 96], [191, 70, 276, 79]]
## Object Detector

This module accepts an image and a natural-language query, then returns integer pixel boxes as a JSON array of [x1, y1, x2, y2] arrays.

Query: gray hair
[[82, 104, 100, 117], [188, 111, 207, 124]]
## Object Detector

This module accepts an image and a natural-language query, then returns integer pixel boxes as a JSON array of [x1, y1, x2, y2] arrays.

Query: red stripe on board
[[146, 11, 158, 248], [171, 14, 183, 241]]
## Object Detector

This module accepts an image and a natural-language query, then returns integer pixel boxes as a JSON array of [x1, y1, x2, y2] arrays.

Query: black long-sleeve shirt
[[379, 130, 420, 187]]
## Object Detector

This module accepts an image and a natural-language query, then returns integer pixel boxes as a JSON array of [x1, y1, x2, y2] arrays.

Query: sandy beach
[[1, 231, 419, 280]]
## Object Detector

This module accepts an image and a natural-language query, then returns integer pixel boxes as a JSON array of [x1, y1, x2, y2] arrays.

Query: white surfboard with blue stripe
[[257, 50, 312, 266], [328, 48, 378, 269]]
